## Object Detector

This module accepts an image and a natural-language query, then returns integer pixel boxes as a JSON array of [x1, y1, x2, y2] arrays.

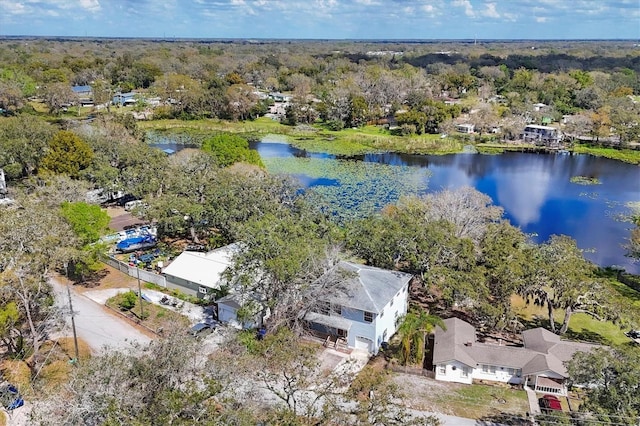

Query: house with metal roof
[[72, 85, 94, 106], [303, 261, 412, 354], [432, 318, 600, 395], [162, 244, 239, 299], [112, 91, 137, 106]]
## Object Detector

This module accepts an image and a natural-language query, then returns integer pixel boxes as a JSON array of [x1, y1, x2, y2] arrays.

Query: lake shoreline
[[142, 120, 640, 164]]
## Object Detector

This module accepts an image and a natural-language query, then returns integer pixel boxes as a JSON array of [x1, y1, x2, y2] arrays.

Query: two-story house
[[303, 261, 412, 354]]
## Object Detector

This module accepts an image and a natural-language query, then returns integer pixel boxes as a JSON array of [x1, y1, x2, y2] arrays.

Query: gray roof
[[304, 312, 353, 331], [434, 318, 600, 378], [433, 317, 478, 367], [323, 262, 412, 314], [522, 327, 601, 377]]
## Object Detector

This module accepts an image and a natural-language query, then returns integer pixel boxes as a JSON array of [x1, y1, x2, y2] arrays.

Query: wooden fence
[[386, 362, 435, 378]]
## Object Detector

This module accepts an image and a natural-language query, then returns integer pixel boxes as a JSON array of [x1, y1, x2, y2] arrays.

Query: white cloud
[[421, 3, 441, 17], [480, 2, 500, 18], [452, 0, 474, 17], [79, 0, 101, 12], [0, 1, 27, 15], [535, 16, 548, 23]]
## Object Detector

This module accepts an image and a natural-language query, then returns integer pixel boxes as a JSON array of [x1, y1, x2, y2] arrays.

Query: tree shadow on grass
[[563, 329, 609, 345], [73, 268, 109, 288]]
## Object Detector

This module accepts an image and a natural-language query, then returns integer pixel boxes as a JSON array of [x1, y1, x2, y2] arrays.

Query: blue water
[[252, 141, 640, 274]]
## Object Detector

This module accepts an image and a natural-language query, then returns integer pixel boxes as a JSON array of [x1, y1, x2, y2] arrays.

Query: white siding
[[473, 365, 523, 384], [373, 285, 409, 351], [435, 361, 473, 384]]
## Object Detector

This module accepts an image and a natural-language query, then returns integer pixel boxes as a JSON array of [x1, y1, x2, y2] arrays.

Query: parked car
[[115, 194, 137, 207], [138, 253, 156, 263], [189, 322, 218, 337], [124, 200, 144, 211], [625, 329, 640, 340], [539, 394, 562, 412]]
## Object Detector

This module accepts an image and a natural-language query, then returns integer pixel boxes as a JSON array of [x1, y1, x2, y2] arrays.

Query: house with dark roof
[[303, 261, 411, 354], [433, 318, 600, 395]]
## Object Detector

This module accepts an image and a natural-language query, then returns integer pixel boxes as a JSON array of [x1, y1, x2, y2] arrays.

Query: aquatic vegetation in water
[[570, 176, 601, 185], [263, 157, 431, 222]]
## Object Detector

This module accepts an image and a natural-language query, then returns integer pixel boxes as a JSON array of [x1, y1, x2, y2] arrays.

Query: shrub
[[119, 291, 137, 310]]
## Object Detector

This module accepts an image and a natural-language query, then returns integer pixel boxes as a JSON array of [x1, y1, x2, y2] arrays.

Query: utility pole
[[137, 266, 144, 319], [65, 262, 79, 364]]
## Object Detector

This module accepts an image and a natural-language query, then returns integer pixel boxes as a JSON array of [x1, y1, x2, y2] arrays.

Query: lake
[[251, 139, 640, 274]]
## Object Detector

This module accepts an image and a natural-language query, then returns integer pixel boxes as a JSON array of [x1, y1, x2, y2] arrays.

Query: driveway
[[51, 278, 152, 353]]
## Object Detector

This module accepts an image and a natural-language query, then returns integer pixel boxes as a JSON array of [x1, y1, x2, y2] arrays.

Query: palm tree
[[396, 309, 444, 366]]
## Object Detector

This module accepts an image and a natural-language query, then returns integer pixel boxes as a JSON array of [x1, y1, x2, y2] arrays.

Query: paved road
[[51, 278, 152, 353]]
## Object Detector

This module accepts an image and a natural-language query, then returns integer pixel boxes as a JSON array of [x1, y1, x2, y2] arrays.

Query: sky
[[0, 0, 639, 40]]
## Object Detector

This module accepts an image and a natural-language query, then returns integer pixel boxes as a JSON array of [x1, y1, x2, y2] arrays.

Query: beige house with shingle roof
[[433, 318, 600, 395]]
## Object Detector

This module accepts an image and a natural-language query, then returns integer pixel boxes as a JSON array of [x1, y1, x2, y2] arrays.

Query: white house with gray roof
[[304, 261, 411, 354], [433, 318, 599, 395]]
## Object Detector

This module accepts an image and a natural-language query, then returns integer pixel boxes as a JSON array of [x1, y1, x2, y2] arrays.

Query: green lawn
[[572, 145, 640, 164], [511, 294, 634, 346]]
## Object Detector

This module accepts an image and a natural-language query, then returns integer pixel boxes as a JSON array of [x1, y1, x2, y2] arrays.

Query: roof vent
[[464, 341, 472, 347]]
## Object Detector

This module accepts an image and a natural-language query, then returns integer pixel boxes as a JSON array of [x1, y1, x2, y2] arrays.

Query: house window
[[337, 328, 347, 338], [461, 367, 470, 378], [364, 311, 373, 323], [507, 368, 516, 376], [379, 309, 384, 318], [390, 297, 394, 307], [438, 365, 446, 374], [482, 365, 497, 374], [382, 329, 388, 342]]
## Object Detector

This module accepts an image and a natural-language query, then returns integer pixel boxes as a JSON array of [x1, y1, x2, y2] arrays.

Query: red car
[[539, 394, 562, 412]]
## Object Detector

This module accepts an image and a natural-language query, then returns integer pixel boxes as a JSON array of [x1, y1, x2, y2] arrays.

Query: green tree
[[0, 80, 25, 113], [396, 309, 444, 366], [227, 211, 339, 328], [566, 346, 640, 425], [41, 82, 76, 114], [201, 133, 263, 168], [41, 130, 94, 178], [60, 202, 110, 245], [0, 114, 55, 178], [521, 235, 609, 335], [477, 223, 529, 329], [0, 197, 78, 363]]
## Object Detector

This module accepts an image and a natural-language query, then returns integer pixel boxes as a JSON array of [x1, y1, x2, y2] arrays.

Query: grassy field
[[139, 117, 466, 156], [510, 294, 634, 346], [572, 144, 640, 164], [106, 291, 190, 333]]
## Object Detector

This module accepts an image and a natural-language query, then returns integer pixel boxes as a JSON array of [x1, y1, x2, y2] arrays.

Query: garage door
[[355, 336, 372, 352]]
